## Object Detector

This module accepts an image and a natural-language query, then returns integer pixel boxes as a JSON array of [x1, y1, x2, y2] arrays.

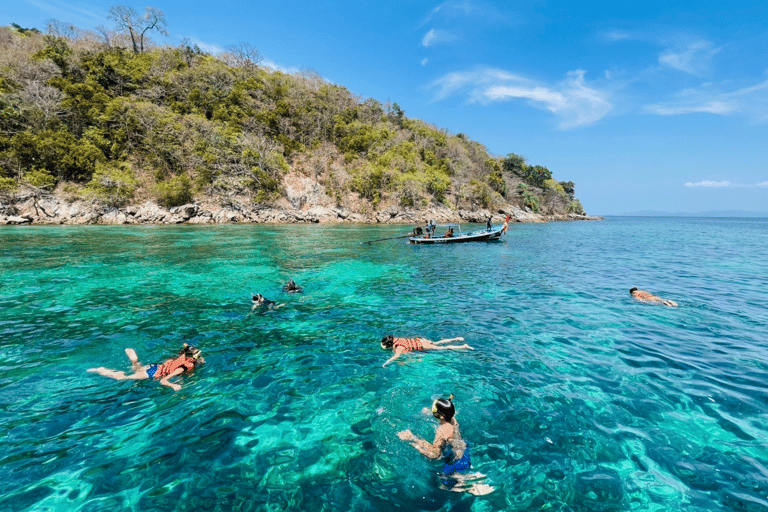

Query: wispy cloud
[[422, 28, 456, 47], [658, 39, 720, 75], [260, 58, 300, 75], [25, 0, 105, 24], [187, 37, 225, 55], [429, 68, 612, 129], [648, 100, 735, 116], [420, 0, 506, 27], [646, 77, 768, 118], [686, 180, 768, 188]]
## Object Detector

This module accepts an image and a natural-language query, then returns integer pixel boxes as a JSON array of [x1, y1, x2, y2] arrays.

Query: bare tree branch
[[108, 5, 168, 54]]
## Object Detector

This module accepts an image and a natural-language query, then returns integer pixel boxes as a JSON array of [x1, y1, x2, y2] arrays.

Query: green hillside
[[0, 18, 584, 217]]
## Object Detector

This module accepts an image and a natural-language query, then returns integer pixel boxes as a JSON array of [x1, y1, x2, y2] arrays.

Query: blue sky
[[5, 1, 768, 215]]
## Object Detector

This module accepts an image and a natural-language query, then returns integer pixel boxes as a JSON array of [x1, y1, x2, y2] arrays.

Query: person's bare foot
[[468, 483, 494, 496], [125, 348, 138, 363]]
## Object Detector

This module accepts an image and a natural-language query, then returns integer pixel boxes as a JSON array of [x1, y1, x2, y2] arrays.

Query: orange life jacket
[[155, 355, 197, 379], [394, 337, 424, 352]]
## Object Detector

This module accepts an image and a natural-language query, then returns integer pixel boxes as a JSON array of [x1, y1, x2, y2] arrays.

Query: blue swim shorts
[[441, 443, 472, 475]]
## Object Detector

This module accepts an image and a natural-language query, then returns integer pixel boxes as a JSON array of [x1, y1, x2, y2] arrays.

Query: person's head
[[629, 287, 638, 295], [380, 334, 395, 349], [432, 395, 455, 422], [179, 343, 202, 360]]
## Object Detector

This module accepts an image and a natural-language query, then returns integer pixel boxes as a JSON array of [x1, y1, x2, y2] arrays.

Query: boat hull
[[409, 227, 504, 244]]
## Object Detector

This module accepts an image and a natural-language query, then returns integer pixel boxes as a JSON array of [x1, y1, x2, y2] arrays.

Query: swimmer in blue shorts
[[398, 395, 493, 495]]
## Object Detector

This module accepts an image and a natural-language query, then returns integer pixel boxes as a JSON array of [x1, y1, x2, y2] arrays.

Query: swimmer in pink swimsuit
[[380, 334, 473, 367]]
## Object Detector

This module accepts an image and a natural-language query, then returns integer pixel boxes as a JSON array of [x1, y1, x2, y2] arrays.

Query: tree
[[220, 42, 262, 70], [108, 5, 168, 54], [559, 180, 575, 198], [502, 153, 527, 177]]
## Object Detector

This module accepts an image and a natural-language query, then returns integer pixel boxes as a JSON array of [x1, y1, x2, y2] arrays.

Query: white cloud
[[658, 39, 719, 75], [421, 58, 429, 66], [603, 30, 632, 42], [429, 68, 612, 129], [420, 1, 505, 27], [259, 58, 300, 74], [647, 100, 735, 116], [685, 180, 731, 188], [645, 77, 768, 119], [422, 28, 455, 47], [685, 181, 768, 188]]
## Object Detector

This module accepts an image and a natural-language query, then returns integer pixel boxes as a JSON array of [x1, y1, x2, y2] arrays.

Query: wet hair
[[629, 287, 638, 295], [380, 334, 394, 348], [433, 395, 455, 422], [179, 344, 201, 359]]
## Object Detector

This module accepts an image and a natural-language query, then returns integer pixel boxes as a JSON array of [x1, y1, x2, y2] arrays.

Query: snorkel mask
[[432, 395, 455, 421]]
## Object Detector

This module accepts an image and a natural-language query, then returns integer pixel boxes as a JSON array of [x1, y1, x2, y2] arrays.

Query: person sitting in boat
[[397, 395, 493, 496], [380, 335, 473, 367], [88, 344, 204, 392], [282, 279, 303, 293], [444, 227, 454, 238], [630, 287, 678, 307]]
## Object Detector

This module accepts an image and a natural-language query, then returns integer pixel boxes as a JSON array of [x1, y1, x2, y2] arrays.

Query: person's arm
[[398, 429, 446, 459], [159, 367, 185, 391], [382, 348, 404, 367]]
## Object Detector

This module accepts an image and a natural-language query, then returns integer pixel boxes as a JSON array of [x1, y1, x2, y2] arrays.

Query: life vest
[[394, 337, 424, 352], [155, 355, 197, 379]]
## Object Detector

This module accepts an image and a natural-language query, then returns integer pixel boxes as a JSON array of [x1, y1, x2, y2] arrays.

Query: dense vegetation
[[0, 15, 584, 215]]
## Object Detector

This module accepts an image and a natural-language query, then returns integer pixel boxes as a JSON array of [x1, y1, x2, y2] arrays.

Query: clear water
[[1, 218, 767, 512]]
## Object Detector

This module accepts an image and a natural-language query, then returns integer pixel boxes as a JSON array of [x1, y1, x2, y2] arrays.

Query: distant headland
[[616, 210, 768, 218]]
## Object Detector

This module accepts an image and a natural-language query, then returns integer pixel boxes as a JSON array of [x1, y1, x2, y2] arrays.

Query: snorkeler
[[251, 293, 284, 310], [380, 335, 473, 367], [88, 343, 204, 392], [398, 395, 493, 496], [630, 287, 678, 307], [282, 279, 303, 293]]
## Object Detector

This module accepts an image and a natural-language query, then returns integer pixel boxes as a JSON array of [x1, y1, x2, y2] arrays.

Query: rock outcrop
[[0, 193, 600, 226]]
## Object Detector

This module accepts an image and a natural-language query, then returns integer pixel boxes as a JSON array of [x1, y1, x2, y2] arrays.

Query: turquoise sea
[[1, 217, 767, 512]]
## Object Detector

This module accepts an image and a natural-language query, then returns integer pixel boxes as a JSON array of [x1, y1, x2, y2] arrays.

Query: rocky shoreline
[[0, 193, 601, 226]]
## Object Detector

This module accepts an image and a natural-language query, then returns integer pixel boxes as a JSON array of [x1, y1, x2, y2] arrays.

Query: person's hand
[[421, 407, 431, 415], [398, 430, 414, 441], [170, 383, 182, 392]]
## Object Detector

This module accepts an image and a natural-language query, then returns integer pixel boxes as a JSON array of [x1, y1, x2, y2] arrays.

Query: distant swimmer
[[398, 395, 493, 496], [282, 279, 303, 293], [380, 335, 473, 367], [88, 344, 204, 392], [252, 293, 284, 310], [630, 287, 678, 307]]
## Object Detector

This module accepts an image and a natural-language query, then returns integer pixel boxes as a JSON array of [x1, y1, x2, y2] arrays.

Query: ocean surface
[[1, 217, 767, 512]]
